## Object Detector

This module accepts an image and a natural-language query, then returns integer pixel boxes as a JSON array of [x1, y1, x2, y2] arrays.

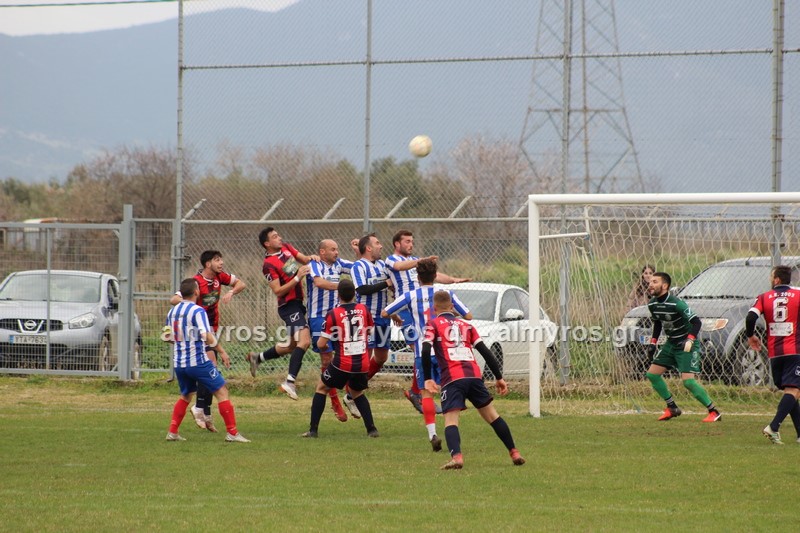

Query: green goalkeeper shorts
[[652, 341, 702, 374]]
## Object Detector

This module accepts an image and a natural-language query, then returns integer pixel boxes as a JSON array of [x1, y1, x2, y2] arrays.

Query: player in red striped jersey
[[421, 290, 525, 469], [246, 227, 319, 400], [302, 279, 379, 438], [169, 250, 246, 432], [745, 265, 800, 445]]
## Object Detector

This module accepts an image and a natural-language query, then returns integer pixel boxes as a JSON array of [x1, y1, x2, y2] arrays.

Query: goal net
[[527, 192, 800, 417]]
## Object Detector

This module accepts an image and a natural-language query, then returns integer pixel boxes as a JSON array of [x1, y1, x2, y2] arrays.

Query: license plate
[[390, 351, 414, 364], [10, 335, 48, 345], [639, 335, 665, 345]]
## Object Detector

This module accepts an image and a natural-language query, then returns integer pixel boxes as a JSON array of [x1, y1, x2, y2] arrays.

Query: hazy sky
[[0, 0, 298, 36]]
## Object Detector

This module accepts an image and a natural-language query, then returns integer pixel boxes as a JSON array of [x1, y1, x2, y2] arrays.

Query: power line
[[0, 0, 175, 8]]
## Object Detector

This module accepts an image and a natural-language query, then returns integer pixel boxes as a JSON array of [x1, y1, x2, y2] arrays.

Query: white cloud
[[0, 0, 299, 37]]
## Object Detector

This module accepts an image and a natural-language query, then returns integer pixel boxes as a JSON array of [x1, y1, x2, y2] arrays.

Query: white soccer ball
[[409, 135, 432, 158]]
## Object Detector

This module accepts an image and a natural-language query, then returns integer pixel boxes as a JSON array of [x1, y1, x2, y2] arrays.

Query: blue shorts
[[397, 309, 419, 345], [175, 360, 226, 397], [440, 378, 494, 413], [770, 354, 800, 389], [369, 317, 392, 350], [309, 316, 331, 354], [414, 357, 440, 389]]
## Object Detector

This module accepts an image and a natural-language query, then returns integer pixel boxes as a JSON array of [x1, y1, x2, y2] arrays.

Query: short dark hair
[[199, 250, 221, 268], [358, 233, 376, 255], [417, 257, 438, 284], [392, 229, 413, 246], [180, 278, 199, 299], [773, 265, 792, 285], [258, 227, 275, 247], [338, 278, 355, 303], [433, 290, 452, 309], [653, 272, 672, 288]]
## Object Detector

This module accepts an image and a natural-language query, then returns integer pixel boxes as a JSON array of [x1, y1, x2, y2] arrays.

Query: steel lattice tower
[[519, 0, 644, 193]]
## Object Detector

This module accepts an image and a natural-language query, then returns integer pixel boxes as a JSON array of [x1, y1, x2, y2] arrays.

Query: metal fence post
[[118, 204, 136, 380]]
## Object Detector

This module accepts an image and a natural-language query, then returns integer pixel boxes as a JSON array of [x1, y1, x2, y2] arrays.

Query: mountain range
[[1, 0, 797, 194]]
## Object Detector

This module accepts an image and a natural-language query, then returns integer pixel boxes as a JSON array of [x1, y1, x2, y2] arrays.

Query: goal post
[[527, 192, 800, 418]]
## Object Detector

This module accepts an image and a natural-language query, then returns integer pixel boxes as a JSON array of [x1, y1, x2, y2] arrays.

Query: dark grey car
[[615, 256, 800, 386]]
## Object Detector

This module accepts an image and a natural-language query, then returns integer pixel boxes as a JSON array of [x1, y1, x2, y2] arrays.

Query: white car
[[384, 282, 557, 379]]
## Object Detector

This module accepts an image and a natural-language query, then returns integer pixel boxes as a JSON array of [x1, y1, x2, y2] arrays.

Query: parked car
[[615, 256, 800, 385], [384, 282, 558, 379], [0, 270, 141, 371]]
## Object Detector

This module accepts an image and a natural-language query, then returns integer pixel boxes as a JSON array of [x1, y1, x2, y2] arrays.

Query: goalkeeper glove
[[683, 335, 695, 352], [646, 340, 658, 359]]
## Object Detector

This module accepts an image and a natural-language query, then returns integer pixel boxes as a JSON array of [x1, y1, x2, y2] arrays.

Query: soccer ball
[[409, 135, 432, 158]]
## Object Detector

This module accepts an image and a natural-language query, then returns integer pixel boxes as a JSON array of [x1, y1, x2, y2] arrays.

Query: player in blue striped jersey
[[164, 278, 248, 442], [304, 238, 356, 422], [351, 233, 393, 379], [383, 258, 472, 450], [385, 229, 471, 410]]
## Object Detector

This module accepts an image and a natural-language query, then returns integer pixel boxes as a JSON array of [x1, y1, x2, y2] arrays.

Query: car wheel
[[733, 335, 769, 387], [97, 334, 112, 371], [482, 344, 504, 381]]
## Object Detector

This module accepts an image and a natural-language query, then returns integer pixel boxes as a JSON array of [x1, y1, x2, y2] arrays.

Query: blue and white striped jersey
[[305, 258, 354, 319], [166, 301, 211, 368], [385, 253, 419, 299], [351, 258, 389, 317], [384, 286, 469, 353]]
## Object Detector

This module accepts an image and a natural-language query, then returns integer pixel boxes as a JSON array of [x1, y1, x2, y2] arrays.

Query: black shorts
[[770, 354, 800, 389], [322, 364, 368, 392], [278, 299, 308, 333], [440, 378, 493, 413]]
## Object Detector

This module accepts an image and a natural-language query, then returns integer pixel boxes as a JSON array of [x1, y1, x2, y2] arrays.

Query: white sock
[[426, 423, 437, 440]]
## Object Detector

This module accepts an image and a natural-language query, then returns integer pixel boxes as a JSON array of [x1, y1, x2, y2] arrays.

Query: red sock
[[218, 399, 237, 435], [169, 398, 189, 434], [422, 397, 436, 425], [410, 379, 421, 395], [367, 357, 383, 380]]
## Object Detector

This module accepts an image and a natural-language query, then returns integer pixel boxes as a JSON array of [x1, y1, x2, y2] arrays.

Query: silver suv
[[0, 270, 140, 371]]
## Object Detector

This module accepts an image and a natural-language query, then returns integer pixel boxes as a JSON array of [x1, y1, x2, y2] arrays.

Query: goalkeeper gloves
[[683, 335, 696, 352], [646, 339, 658, 359]]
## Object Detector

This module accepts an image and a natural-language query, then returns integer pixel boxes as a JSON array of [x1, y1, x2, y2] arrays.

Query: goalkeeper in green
[[644, 272, 721, 422]]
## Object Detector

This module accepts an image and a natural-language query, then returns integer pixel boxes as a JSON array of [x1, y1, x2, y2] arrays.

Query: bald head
[[318, 239, 340, 264]]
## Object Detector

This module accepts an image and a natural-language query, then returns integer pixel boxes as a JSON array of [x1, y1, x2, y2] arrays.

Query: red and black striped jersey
[[423, 313, 483, 386], [750, 284, 800, 358], [193, 270, 235, 332], [262, 243, 302, 307], [321, 302, 374, 373]]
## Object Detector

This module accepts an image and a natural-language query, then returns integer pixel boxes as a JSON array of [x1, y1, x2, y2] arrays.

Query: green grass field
[[1, 374, 797, 532]]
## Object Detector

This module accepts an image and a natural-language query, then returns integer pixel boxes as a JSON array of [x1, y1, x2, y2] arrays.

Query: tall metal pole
[[361, 0, 373, 234], [770, 0, 785, 267], [173, 0, 186, 293]]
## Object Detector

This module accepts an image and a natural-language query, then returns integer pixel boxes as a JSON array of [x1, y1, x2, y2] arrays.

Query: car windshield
[[450, 289, 496, 321], [0, 273, 100, 303], [679, 265, 772, 299]]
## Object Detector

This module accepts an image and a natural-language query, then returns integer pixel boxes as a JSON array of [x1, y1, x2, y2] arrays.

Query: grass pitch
[[0, 375, 797, 532]]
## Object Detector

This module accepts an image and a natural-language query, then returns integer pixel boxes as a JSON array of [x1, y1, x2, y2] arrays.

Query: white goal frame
[[527, 192, 800, 417]]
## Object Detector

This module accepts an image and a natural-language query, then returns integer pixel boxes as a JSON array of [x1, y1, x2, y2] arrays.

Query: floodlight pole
[[770, 0, 785, 267]]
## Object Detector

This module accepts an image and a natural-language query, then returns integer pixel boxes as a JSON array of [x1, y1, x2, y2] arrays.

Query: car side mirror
[[503, 308, 524, 321]]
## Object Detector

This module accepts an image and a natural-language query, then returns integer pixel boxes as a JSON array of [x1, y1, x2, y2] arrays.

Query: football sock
[[682, 378, 712, 407], [410, 379, 421, 395], [665, 396, 678, 410], [309, 392, 327, 433], [490, 417, 516, 451], [260, 346, 279, 362], [217, 399, 237, 435], [646, 372, 671, 400], [169, 398, 189, 434], [444, 425, 461, 456], [353, 394, 376, 431], [788, 400, 800, 437], [367, 357, 384, 380], [422, 397, 436, 425], [287, 346, 306, 379], [705, 402, 718, 413], [770, 393, 799, 433]]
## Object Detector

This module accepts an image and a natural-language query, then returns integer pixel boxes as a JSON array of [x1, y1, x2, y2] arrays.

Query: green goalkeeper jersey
[[647, 293, 696, 344]]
